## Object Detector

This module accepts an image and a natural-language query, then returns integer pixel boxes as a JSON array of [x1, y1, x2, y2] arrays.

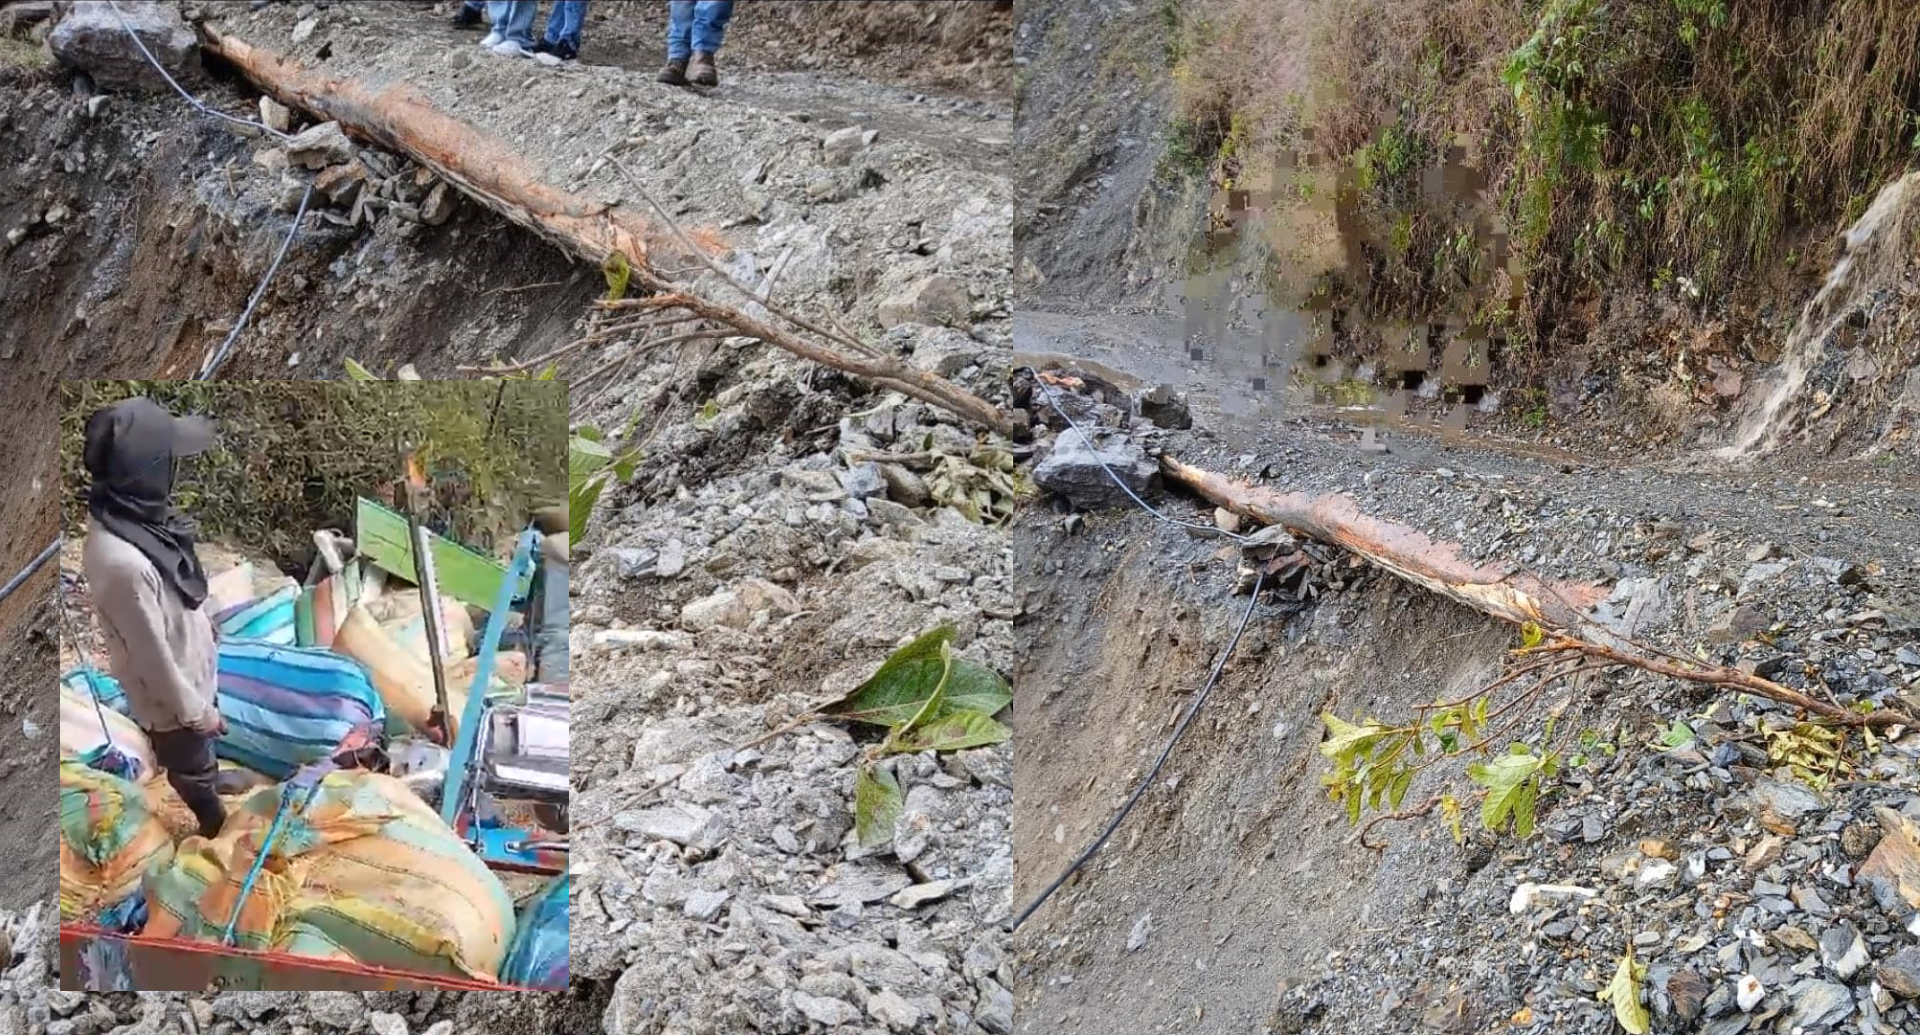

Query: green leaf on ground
[[1320, 713, 1386, 759], [1468, 750, 1546, 837], [822, 625, 1012, 727], [1597, 947, 1650, 1034], [888, 709, 1012, 753], [853, 762, 904, 847], [343, 357, 381, 381], [602, 250, 631, 302]]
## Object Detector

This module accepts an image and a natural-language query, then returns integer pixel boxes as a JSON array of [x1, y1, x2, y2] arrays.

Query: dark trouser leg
[[149, 728, 227, 838]]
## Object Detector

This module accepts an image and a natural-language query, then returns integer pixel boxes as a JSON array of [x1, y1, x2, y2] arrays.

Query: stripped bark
[[1162, 455, 1915, 729], [197, 22, 1010, 435]]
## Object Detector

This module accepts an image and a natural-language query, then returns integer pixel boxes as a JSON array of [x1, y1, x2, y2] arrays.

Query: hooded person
[[80, 397, 229, 839]]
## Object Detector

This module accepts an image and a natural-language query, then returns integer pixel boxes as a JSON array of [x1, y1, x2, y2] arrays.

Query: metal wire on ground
[[105, 0, 296, 143], [0, 539, 58, 606], [103, 0, 311, 379], [1009, 372, 1269, 931], [197, 182, 316, 379], [1029, 374, 1248, 543]]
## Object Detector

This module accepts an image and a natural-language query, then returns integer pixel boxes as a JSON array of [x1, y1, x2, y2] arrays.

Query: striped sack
[[142, 771, 516, 981], [500, 872, 568, 990], [60, 760, 175, 923], [215, 642, 387, 779], [217, 580, 300, 645], [295, 563, 364, 649], [59, 682, 155, 779], [205, 562, 257, 620]]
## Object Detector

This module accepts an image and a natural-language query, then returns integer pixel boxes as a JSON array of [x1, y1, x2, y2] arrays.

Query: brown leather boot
[[657, 58, 688, 85], [689, 50, 718, 86]]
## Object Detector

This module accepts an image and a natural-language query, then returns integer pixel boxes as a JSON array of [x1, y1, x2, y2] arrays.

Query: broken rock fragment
[[49, 0, 198, 94], [1033, 429, 1156, 511], [285, 121, 354, 170]]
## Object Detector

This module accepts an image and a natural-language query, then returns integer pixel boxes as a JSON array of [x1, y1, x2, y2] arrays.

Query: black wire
[[1026, 370, 1248, 543], [1010, 566, 1266, 931]]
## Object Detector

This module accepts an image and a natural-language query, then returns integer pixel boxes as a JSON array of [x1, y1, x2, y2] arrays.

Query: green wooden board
[[355, 497, 529, 612]]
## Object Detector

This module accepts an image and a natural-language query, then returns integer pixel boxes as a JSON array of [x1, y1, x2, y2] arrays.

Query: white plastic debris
[[1508, 882, 1597, 915]]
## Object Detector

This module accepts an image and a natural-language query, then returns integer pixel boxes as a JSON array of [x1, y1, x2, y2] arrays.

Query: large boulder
[[49, 0, 199, 93], [1034, 429, 1157, 511]]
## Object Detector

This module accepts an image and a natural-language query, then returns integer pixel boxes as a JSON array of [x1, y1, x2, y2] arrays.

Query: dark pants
[[148, 727, 226, 838]]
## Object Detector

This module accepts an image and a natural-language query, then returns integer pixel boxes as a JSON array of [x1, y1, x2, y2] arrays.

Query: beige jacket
[[81, 518, 220, 733]]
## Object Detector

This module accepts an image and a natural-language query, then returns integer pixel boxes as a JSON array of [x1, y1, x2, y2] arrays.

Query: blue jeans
[[667, 1, 732, 60], [543, 0, 587, 45], [462, 0, 483, 11], [486, 1, 536, 45]]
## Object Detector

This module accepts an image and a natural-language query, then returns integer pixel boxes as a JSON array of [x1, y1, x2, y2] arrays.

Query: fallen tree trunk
[[1162, 455, 1915, 729], [196, 22, 1010, 435]]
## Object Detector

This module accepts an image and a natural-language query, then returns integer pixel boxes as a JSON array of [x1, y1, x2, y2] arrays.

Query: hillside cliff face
[[1016, 0, 1920, 476]]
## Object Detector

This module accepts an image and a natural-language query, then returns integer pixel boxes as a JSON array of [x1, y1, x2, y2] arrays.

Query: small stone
[[1784, 978, 1853, 1028], [792, 993, 861, 1028], [1637, 857, 1678, 888], [420, 181, 455, 225], [1709, 603, 1770, 643], [889, 879, 958, 909], [1735, 974, 1765, 1012], [302, 993, 362, 1030], [285, 121, 354, 169], [367, 1015, 406, 1035], [290, 15, 318, 43], [865, 990, 921, 1032], [877, 273, 970, 328], [1821, 924, 1870, 978], [1213, 508, 1241, 534], [189, 1002, 215, 1030], [1878, 946, 1920, 997], [259, 95, 292, 133], [839, 462, 886, 499], [762, 894, 809, 916], [683, 889, 730, 922], [1667, 968, 1708, 1021], [1746, 542, 1778, 562], [615, 805, 706, 846], [822, 124, 867, 165], [84, 94, 107, 118], [655, 538, 687, 577], [593, 629, 685, 651], [1126, 912, 1153, 952], [680, 589, 749, 631]]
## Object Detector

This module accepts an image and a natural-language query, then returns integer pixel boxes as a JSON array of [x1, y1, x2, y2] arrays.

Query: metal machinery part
[[477, 686, 569, 812]]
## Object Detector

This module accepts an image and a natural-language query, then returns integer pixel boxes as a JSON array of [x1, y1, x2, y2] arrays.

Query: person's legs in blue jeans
[[543, 1, 587, 45], [665, 1, 695, 63], [485, 1, 537, 51], [536, 0, 586, 58], [685, 1, 732, 85], [690, 1, 732, 56]]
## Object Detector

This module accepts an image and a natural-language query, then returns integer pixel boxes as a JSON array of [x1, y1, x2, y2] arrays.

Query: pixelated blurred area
[[1167, 124, 1527, 439]]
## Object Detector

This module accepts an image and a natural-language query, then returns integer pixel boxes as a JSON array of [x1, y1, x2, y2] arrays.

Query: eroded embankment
[[1012, 511, 1535, 1033]]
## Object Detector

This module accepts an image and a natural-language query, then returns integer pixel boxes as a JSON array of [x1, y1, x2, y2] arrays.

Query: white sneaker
[[491, 39, 532, 58], [480, 30, 503, 47]]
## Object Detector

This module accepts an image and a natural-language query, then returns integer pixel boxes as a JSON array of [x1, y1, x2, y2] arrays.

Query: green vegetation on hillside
[[1165, 0, 1920, 349]]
